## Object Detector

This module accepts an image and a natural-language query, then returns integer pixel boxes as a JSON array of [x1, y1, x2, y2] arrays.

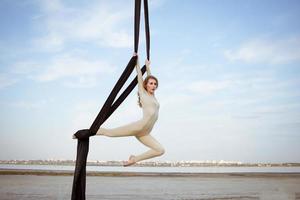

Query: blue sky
[[1, 0, 300, 163]]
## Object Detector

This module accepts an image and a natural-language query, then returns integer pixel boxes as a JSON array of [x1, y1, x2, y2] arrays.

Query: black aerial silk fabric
[[71, 0, 150, 199]]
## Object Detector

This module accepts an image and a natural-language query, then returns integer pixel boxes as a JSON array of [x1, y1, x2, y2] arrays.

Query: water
[[2, 174, 300, 200], [1, 164, 300, 173], [1, 164, 300, 199]]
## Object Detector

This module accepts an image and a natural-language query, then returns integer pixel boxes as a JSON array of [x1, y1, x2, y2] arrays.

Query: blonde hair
[[137, 75, 159, 107]]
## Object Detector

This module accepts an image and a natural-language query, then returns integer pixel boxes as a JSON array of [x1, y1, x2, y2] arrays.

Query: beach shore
[[0, 170, 299, 200]]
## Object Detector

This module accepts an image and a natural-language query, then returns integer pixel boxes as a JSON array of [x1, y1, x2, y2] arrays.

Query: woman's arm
[[135, 58, 145, 92], [145, 59, 151, 76]]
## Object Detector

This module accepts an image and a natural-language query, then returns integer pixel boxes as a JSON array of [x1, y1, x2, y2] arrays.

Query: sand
[[0, 170, 299, 200]]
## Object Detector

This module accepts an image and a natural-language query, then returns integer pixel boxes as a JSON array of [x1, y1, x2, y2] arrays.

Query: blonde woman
[[96, 55, 165, 166]]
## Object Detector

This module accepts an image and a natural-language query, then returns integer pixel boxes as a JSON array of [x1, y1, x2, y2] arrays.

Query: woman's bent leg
[[96, 120, 143, 137], [134, 134, 165, 162]]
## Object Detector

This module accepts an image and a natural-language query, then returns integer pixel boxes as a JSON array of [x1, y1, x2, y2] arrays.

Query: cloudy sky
[[1, 0, 300, 163]]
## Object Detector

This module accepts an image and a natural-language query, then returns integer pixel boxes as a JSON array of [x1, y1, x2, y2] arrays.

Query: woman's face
[[146, 78, 157, 94]]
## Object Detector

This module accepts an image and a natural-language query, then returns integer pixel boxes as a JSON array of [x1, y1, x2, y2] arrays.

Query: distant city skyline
[[1, 0, 300, 163], [2, 159, 300, 166]]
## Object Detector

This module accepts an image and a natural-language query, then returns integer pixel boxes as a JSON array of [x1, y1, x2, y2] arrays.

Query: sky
[[0, 0, 300, 163]]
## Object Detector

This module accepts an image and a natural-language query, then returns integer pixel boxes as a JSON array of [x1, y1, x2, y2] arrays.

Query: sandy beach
[[0, 170, 299, 200]]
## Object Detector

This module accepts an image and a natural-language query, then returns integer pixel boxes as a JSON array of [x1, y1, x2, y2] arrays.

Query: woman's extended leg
[[133, 134, 165, 163], [96, 120, 144, 137]]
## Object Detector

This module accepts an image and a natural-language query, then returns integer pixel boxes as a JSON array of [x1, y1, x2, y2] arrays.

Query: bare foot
[[123, 155, 136, 167]]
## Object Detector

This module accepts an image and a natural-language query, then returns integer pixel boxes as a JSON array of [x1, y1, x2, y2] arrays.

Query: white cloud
[[39, 0, 64, 13], [149, 0, 168, 8], [33, 33, 64, 52], [33, 0, 133, 51], [2, 99, 49, 110], [185, 80, 232, 95], [9, 52, 117, 88], [35, 54, 115, 83], [62, 76, 98, 88], [0, 73, 18, 89], [224, 37, 300, 64], [11, 61, 40, 75]]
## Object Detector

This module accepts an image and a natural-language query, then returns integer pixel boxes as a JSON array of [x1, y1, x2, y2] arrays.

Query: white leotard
[[137, 86, 160, 135]]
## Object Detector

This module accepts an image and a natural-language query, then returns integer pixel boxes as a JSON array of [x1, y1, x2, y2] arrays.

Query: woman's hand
[[145, 59, 151, 66]]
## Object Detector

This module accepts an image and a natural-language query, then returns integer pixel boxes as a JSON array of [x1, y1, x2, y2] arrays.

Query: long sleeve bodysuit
[[97, 59, 165, 163]]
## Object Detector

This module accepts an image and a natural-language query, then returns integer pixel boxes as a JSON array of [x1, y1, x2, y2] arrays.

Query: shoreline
[[1, 169, 300, 178]]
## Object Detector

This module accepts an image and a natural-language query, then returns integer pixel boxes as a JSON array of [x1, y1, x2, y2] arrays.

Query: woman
[[95, 55, 164, 166]]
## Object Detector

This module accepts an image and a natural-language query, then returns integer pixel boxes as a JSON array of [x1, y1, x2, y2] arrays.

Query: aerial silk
[[71, 0, 151, 199]]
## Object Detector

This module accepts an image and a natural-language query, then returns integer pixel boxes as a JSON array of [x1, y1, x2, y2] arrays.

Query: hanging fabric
[[71, 0, 151, 199]]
